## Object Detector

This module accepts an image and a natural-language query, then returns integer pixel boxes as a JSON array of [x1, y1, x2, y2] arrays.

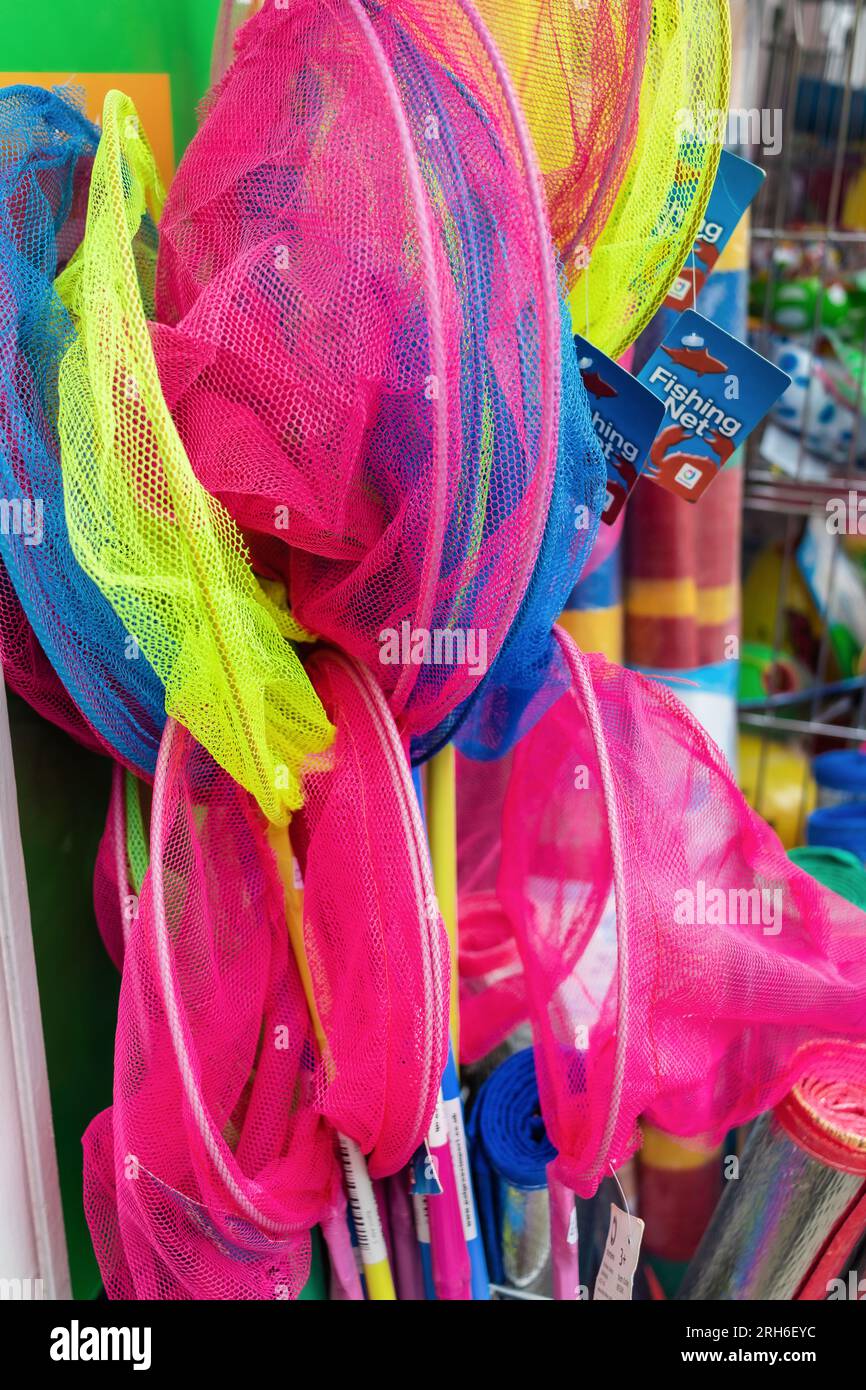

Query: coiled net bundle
[[55, 90, 333, 820], [155, 0, 572, 747], [0, 85, 165, 772], [84, 719, 341, 1299]]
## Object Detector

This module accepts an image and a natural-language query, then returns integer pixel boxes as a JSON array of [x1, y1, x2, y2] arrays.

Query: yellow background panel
[[0, 72, 174, 181]]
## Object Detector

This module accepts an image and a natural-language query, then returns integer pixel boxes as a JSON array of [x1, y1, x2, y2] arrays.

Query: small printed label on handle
[[410, 1136, 444, 1197], [444, 1097, 478, 1242], [428, 1094, 449, 1151]]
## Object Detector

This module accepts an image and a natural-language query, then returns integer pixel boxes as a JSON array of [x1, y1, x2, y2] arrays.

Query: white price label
[[593, 1204, 644, 1301]]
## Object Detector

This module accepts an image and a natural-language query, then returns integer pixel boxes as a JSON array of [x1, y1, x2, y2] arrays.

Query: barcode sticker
[[338, 1134, 387, 1265], [413, 1194, 431, 1245]]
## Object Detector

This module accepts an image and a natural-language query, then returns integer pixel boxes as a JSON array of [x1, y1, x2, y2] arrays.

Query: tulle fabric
[[155, 0, 567, 743], [0, 85, 165, 773], [83, 719, 340, 1299], [290, 647, 451, 1176], [459, 628, 866, 1195]]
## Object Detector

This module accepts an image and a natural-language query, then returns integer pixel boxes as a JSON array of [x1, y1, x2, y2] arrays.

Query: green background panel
[[0, 0, 221, 159]]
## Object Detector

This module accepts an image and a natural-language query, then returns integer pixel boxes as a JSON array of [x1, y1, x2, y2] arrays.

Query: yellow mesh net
[[473, 0, 648, 281], [56, 91, 333, 823], [568, 0, 732, 357]]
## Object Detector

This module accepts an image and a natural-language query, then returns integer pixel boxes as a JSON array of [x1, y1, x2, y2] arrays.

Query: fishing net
[[83, 718, 341, 1300], [289, 646, 450, 1176], [459, 627, 866, 1196], [568, 0, 732, 358], [0, 85, 165, 774], [155, 0, 563, 745], [211, 0, 263, 85], [474, 0, 649, 282], [457, 749, 527, 1061], [0, 562, 102, 752], [55, 90, 333, 822], [93, 764, 150, 971], [424, 302, 605, 761]]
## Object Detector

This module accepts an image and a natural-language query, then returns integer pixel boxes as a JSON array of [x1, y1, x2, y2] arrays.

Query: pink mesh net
[[459, 627, 866, 1196], [83, 719, 340, 1300], [290, 646, 451, 1177], [154, 0, 562, 741], [457, 748, 527, 1061], [0, 562, 103, 754], [92, 763, 130, 972]]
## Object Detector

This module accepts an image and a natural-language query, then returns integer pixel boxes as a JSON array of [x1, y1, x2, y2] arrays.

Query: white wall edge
[[0, 676, 71, 1299]]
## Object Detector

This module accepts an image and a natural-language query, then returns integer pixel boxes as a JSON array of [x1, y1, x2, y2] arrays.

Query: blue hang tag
[[637, 310, 791, 503], [573, 333, 666, 525], [409, 1137, 444, 1197], [664, 150, 765, 311]]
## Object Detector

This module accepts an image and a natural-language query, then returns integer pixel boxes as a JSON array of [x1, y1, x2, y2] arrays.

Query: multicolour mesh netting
[[92, 764, 131, 971], [0, 85, 165, 773], [457, 747, 526, 1061], [210, 0, 262, 85], [426, 300, 605, 761], [288, 647, 450, 1177], [83, 718, 341, 1300], [155, 0, 564, 744], [568, 0, 732, 357], [458, 627, 866, 1196], [93, 763, 150, 971], [0, 562, 102, 753], [474, 0, 650, 282], [55, 90, 333, 821]]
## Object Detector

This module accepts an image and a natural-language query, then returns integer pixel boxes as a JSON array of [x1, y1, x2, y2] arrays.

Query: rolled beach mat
[[678, 1068, 866, 1300], [808, 803, 866, 865], [469, 1049, 557, 1294], [788, 846, 866, 911], [813, 749, 866, 808], [638, 1128, 723, 1296]]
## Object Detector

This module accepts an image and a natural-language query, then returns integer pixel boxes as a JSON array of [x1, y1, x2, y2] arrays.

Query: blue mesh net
[[414, 294, 605, 762], [0, 85, 165, 774]]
